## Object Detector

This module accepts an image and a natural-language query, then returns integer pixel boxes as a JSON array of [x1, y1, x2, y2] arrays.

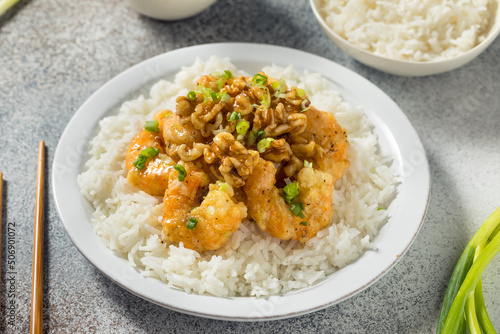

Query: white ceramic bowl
[[125, 0, 217, 21], [310, 0, 500, 76]]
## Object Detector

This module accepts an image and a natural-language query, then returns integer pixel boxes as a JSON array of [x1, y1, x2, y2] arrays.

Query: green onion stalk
[[437, 206, 500, 334], [0, 0, 20, 16]]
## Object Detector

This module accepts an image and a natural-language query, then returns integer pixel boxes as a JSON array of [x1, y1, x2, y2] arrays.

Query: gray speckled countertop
[[1, 0, 499, 332]]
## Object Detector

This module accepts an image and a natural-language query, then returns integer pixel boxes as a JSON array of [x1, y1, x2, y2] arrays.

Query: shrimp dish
[[79, 57, 397, 297], [124, 71, 350, 252]]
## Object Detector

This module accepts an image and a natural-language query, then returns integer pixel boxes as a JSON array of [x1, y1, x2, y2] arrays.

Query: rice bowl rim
[[52, 43, 430, 320], [310, 0, 500, 76]]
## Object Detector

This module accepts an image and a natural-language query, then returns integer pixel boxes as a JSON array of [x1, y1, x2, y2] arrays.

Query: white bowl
[[125, 0, 217, 21], [310, 0, 500, 76]]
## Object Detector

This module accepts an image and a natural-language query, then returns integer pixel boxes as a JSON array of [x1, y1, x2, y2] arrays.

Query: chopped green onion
[[301, 100, 311, 112], [210, 71, 222, 78], [247, 130, 265, 146], [144, 120, 159, 133], [290, 202, 305, 218], [252, 74, 268, 86], [187, 91, 197, 101], [236, 134, 245, 141], [133, 155, 147, 170], [173, 164, 187, 182], [219, 91, 231, 103], [277, 79, 286, 93], [219, 183, 227, 191], [132, 147, 159, 170], [228, 111, 241, 122], [271, 79, 287, 98], [225, 230, 232, 238], [297, 88, 306, 98], [197, 84, 218, 103], [186, 217, 198, 230], [283, 182, 300, 203], [196, 84, 208, 102], [210, 91, 218, 102], [304, 160, 312, 168], [271, 81, 280, 91], [217, 78, 224, 90], [247, 131, 258, 146], [300, 221, 308, 226], [261, 87, 271, 108], [141, 147, 159, 158], [236, 120, 250, 135], [224, 70, 233, 79], [210, 70, 233, 80], [257, 138, 274, 153]]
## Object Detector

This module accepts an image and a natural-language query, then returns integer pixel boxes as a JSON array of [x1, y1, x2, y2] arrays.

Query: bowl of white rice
[[310, 0, 500, 76]]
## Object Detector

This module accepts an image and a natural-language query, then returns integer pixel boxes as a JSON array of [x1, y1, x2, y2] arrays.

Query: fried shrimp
[[162, 162, 247, 252], [162, 114, 208, 161], [292, 106, 350, 180], [125, 70, 350, 251], [125, 129, 173, 196], [244, 158, 334, 242]]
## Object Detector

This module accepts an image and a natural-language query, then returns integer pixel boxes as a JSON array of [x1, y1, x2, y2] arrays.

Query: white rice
[[320, 0, 492, 61], [77, 56, 397, 297]]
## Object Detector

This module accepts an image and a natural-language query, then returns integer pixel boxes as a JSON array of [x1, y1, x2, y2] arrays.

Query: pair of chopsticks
[[0, 142, 44, 333]]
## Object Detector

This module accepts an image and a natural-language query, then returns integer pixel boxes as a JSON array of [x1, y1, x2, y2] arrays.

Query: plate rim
[[52, 42, 430, 321]]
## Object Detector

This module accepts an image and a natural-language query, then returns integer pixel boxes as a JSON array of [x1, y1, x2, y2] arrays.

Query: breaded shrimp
[[244, 158, 334, 242], [162, 162, 247, 252], [163, 114, 203, 146], [153, 109, 173, 141], [125, 129, 173, 196], [162, 114, 207, 161], [298, 106, 350, 180]]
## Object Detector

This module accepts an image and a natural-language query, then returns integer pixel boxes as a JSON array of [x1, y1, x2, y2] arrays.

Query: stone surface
[[0, 0, 499, 332]]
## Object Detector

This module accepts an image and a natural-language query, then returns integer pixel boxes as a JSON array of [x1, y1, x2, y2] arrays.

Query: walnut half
[[208, 132, 259, 187], [260, 138, 292, 163]]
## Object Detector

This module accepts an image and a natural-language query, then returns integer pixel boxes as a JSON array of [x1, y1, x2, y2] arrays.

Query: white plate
[[52, 43, 430, 321]]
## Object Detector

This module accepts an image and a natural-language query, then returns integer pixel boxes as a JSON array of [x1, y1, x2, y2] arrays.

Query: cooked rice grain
[[320, 0, 492, 61]]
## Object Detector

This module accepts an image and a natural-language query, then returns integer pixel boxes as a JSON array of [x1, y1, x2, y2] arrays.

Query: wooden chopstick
[[31, 141, 45, 334]]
